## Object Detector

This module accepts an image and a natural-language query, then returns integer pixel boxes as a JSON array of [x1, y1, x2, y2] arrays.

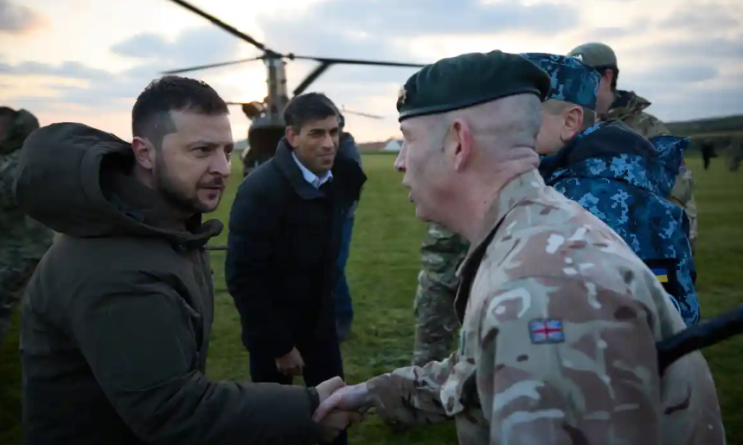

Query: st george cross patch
[[528, 318, 565, 344]]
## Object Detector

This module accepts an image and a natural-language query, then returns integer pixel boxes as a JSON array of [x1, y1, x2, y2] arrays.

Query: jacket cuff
[[306, 387, 320, 416], [271, 335, 296, 359]]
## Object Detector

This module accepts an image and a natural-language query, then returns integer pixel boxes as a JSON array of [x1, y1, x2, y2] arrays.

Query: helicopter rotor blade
[[165, 0, 273, 53], [292, 62, 332, 96], [341, 107, 384, 120], [291, 55, 426, 69], [161, 56, 264, 75], [290, 56, 426, 97]]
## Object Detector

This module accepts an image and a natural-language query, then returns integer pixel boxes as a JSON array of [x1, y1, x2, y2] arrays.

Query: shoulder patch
[[528, 318, 565, 344], [643, 258, 682, 297]]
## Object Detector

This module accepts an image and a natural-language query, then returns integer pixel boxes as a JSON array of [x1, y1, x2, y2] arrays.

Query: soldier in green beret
[[312, 50, 724, 445]]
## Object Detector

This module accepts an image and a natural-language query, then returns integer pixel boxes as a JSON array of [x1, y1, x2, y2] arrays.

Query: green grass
[[1, 154, 742, 444]]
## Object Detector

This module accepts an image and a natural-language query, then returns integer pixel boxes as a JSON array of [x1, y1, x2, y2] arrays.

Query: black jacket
[[14, 123, 325, 445], [225, 138, 367, 358]]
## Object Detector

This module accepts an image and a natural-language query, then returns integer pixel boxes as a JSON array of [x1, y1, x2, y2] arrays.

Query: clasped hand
[[314, 377, 373, 442]]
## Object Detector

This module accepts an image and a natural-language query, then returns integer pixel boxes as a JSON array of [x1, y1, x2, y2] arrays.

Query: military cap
[[520, 53, 601, 110], [396, 50, 551, 122], [567, 42, 618, 68]]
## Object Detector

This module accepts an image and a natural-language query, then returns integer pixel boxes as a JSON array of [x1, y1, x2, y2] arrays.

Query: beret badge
[[397, 85, 408, 106]]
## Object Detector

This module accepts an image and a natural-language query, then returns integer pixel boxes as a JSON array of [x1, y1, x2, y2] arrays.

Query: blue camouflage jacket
[[539, 120, 700, 326]]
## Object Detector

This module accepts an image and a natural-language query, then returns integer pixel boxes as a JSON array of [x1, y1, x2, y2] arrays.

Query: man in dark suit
[[226, 93, 366, 445]]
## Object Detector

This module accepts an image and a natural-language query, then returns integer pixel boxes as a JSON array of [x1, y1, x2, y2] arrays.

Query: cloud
[[2, 26, 249, 108], [643, 36, 743, 60], [259, 0, 580, 43], [246, 0, 581, 89], [4, 0, 743, 137], [660, 3, 742, 32], [110, 26, 244, 67], [0, 0, 44, 34], [644, 78, 743, 121], [621, 64, 721, 88], [0, 60, 110, 80], [575, 19, 651, 43]]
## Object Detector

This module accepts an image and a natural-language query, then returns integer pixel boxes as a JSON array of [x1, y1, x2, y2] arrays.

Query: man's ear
[[602, 69, 614, 87], [285, 126, 298, 148], [449, 118, 472, 172], [560, 105, 584, 141], [132, 136, 155, 170]]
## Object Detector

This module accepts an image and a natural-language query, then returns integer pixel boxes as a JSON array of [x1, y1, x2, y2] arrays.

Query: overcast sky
[[2, 0, 742, 142]]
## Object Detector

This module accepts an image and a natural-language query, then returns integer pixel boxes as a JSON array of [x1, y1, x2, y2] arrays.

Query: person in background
[[700, 141, 716, 170], [226, 92, 366, 445], [15, 76, 356, 445], [335, 113, 363, 341], [0, 106, 53, 347], [0, 107, 54, 345]]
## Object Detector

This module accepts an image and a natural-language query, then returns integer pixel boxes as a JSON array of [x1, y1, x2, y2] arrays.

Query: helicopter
[[161, 0, 426, 177]]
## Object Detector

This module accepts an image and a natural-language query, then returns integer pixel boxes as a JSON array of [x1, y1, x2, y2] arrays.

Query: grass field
[[1, 153, 742, 444]]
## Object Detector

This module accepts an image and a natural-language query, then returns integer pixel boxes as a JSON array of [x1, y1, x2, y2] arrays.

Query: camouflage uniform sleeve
[[669, 169, 697, 252], [412, 223, 468, 366], [0, 152, 19, 211], [624, 112, 669, 139], [477, 276, 662, 444], [365, 355, 454, 427]]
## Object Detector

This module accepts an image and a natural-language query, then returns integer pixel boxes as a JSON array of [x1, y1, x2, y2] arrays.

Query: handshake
[[312, 377, 373, 442]]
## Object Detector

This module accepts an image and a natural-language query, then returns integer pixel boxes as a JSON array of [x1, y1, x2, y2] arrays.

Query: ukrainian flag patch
[[652, 267, 669, 283]]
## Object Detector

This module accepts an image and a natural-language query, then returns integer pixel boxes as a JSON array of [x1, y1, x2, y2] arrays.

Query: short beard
[[153, 150, 219, 217]]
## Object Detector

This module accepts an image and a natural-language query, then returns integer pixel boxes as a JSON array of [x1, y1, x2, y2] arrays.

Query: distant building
[[358, 141, 388, 152], [358, 138, 403, 152], [382, 140, 402, 152], [234, 139, 249, 151]]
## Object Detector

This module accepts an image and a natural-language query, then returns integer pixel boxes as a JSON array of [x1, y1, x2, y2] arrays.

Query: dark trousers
[[248, 329, 347, 445], [334, 217, 355, 329]]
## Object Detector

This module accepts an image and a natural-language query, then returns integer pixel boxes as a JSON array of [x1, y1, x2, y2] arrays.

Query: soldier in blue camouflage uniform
[[567, 42, 699, 254], [0, 106, 54, 345], [522, 53, 700, 326]]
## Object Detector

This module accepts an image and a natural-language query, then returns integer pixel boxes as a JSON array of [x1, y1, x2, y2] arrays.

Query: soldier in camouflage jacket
[[0, 107, 53, 344], [314, 50, 724, 445], [568, 43, 699, 254]]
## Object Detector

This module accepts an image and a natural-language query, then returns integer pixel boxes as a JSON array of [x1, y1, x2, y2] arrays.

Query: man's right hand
[[314, 377, 364, 441], [275, 347, 304, 376], [313, 382, 372, 422]]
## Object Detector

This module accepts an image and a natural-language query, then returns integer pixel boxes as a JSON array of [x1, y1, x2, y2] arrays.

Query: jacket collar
[[467, 169, 545, 259], [274, 138, 326, 200], [291, 150, 333, 188]]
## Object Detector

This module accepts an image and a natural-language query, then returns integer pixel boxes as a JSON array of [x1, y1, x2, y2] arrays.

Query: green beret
[[396, 50, 551, 122]]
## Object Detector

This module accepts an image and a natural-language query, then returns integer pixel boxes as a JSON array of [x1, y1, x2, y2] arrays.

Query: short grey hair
[[423, 93, 543, 151]]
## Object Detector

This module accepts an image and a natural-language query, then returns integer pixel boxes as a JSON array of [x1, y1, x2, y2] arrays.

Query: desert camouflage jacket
[[606, 90, 669, 138], [366, 169, 724, 445]]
